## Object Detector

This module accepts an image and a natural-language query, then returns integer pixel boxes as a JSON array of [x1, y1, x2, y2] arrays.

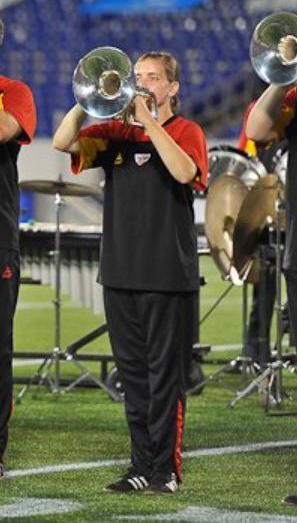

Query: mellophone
[[19, 222, 103, 314]]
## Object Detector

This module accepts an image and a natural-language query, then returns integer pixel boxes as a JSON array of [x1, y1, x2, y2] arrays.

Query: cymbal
[[19, 180, 101, 198], [233, 174, 284, 277], [205, 174, 249, 278]]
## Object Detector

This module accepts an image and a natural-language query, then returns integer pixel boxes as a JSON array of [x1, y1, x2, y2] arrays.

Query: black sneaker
[[283, 494, 297, 506], [104, 468, 150, 493], [145, 472, 179, 494]]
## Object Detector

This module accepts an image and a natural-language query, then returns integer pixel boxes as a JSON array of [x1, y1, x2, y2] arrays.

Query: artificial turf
[[2, 256, 297, 522]]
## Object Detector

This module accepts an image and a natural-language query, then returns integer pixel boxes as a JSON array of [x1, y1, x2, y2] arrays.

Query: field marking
[[6, 439, 297, 479], [185, 440, 297, 458], [13, 359, 42, 368], [0, 498, 83, 519], [2, 501, 297, 523], [7, 458, 129, 478], [4, 443, 297, 522], [115, 505, 297, 522], [18, 302, 80, 310], [211, 341, 290, 352]]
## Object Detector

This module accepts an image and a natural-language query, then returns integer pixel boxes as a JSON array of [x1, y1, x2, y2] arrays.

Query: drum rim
[[208, 144, 251, 160], [208, 144, 267, 176]]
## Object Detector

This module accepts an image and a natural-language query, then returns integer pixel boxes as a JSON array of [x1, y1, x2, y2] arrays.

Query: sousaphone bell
[[250, 11, 297, 85], [73, 46, 157, 121]]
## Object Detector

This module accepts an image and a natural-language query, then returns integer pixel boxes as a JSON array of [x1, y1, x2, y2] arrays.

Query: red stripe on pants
[[174, 399, 184, 482]]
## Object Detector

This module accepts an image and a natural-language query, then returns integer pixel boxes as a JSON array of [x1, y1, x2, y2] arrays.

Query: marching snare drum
[[208, 145, 267, 188]]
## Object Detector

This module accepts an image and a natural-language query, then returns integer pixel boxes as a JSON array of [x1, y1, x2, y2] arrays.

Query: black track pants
[[0, 250, 20, 457], [284, 269, 297, 347], [103, 287, 196, 481]]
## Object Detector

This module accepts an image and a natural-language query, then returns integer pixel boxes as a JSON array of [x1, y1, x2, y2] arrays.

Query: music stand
[[16, 179, 121, 403]]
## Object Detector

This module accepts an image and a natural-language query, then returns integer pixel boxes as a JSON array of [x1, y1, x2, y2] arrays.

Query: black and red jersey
[[242, 87, 297, 270], [72, 115, 208, 291], [273, 87, 297, 270], [0, 75, 37, 250]]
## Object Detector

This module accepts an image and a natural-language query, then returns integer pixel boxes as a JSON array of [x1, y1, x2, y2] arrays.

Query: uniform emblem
[[1, 266, 13, 279], [114, 152, 124, 165], [134, 153, 151, 166]]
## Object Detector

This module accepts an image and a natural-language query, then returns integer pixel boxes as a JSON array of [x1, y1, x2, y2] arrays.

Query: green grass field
[[3, 256, 297, 522]]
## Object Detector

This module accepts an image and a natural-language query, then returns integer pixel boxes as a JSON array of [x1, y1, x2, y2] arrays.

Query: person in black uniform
[[238, 77, 287, 365], [246, 81, 297, 506], [0, 18, 37, 477], [53, 51, 208, 494]]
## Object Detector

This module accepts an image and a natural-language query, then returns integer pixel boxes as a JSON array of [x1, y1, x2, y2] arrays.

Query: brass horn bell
[[250, 11, 297, 85], [73, 46, 136, 119], [73, 46, 157, 121]]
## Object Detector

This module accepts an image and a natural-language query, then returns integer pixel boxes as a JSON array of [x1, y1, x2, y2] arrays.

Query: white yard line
[[13, 359, 42, 367], [0, 499, 83, 519], [115, 506, 297, 522], [2, 501, 297, 522], [18, 302, 80, 309], [6, 439, 297, 479], [4, 441, 297, 521], [211, 342, 290, 352]]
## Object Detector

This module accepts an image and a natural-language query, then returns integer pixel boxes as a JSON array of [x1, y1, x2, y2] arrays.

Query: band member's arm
[[134, 95, 200, 184], [0, 111, 22, 142], [0, 81, 37, 143], [246, 85, 289, 142], [53, 104, 88, 153]]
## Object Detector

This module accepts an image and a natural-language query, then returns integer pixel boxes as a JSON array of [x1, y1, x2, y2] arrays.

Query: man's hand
[[133, 94, 155, 129]]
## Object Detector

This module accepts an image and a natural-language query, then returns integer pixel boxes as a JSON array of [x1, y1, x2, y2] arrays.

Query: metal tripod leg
[[186, 356, 253, 396], [59, 323, 121, 400], [15, 189, 119, 403], [229, 190, 286, 410], [16, 192, 64, 403], [229, 361, 282, 408], [15, 352, 55, 404], [62, 355, 121, 401]]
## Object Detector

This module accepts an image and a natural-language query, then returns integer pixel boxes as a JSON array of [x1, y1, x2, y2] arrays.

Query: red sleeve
[[2, 80, 37, 144], [79, 120, 127, 140], [71, 120, 128, 174], [272, 86, 297, 139], [174, 120, 208, 191], [284, 86, 297, 108], [71, 121, 122, 174]]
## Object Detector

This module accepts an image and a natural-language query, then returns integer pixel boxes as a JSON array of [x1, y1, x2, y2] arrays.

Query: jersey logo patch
[[1, 266, 13, 280], [114, 152, 124, 165], [134, 153, 151, 166]]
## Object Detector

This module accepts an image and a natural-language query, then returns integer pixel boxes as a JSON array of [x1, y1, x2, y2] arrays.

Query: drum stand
[[229, 193, 287, 410], [16, 192, 120, 404]]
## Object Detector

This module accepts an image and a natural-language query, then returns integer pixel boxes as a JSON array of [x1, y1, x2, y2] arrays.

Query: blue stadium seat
[[0, 0, 273, 138]]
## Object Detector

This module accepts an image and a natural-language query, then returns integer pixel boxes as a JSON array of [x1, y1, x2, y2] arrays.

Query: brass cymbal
[[233, 174, 284, 277], [205, 174, 249, 278], [19, 180, 101, 198]]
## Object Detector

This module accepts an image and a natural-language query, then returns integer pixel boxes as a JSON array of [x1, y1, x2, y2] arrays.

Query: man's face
[[134, 58, 178, 109]]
